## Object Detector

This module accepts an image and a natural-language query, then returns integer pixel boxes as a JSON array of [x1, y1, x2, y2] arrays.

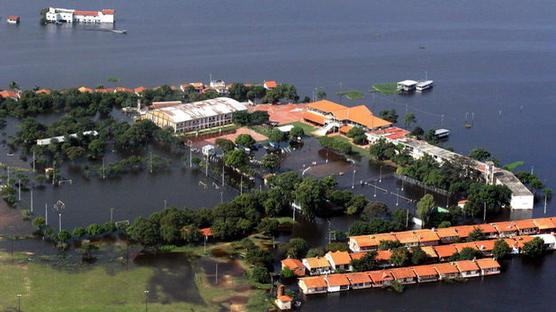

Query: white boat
[[6, 16, 20, 24], [434, 128, 450, 139], [416, 80, 434, 92]]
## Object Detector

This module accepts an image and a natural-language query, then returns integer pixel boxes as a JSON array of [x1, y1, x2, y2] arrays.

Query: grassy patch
[[0, 246, 266, 312], [504, 161, 524, 172], [286, 121, 316, 136], [371, 82, 399, 95], [337, 90, 364, 100], [328, 135, 369, 156], [249, 125, 273, 138]]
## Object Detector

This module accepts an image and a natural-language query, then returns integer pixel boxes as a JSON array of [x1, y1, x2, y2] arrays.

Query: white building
[[142, 97, 247, 133], [46, 7, 115, 24]]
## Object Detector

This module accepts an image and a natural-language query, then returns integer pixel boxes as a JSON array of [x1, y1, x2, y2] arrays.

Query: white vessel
[[416, 80, 434, 92], [434, 128, 450, 138]]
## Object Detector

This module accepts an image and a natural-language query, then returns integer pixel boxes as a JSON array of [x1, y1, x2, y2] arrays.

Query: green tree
[[361, 201, 389, 221], [390, 247, 410, 267], [351, 251, 378, 272], [346, 194, 368, 215], [294, 178, 326, 220], [262, 153, 281, 172], [466, 228, 484, 242], [379, 109, 398, 123], [57, 230, 72, 243], [416, 194, 435, 227], [268, 129, 287, 142], [492, 239, 512, 260], [128, 217, 161, 248], [249, 265, 270, 284], [455, 247, 483, 260], [316, 88, 327, 100], [410, 247, 427, 265], [257, 218, 279, 236], [306, 248, 325, 258], [88, 138, 105, 159], [402, 113, 417, 128], [235, 134, 256, 148], [232, 111, 251, 125], [289, 126, 305, 139], [224, 149, 248, 169], [522, 237, 546, 258], [469, 148, 493, 162], [285, 238, 309, 259], [281, 267, 295, 279], [215, 138, 235, 152]]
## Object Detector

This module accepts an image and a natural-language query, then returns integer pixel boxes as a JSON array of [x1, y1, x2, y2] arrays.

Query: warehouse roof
[[153, 97, 247, 123]]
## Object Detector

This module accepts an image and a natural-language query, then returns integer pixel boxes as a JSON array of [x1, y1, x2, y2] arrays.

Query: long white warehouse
[[45, 7, 115, 24], [142, 97, 247, 133]]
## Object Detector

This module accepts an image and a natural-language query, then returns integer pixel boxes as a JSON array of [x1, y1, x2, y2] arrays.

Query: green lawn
[[286, 121, 316, 136], [337, 90, 364, 100], [328, 135, 369, 157], [371, 82, 399, 95], [0, 245, 267, 312]]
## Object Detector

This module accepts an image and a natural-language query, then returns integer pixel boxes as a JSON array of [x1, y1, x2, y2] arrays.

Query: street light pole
[[379, 166, 382, 183], [351, 169, 356, 189], [144, 290, 149, 312], [17, 294, 21, 312]]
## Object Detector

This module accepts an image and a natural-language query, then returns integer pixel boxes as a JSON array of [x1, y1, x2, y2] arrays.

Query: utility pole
[[7, 166, 10, 185], [240, 175, 243, 195], [144, 290, 149, 312], [102, 157, 106, 180], [149, 151, 153, 174], [45, 204, 48, 225], [406, 209, 409, 228], [30, 187, 34, 213], [164, 200, 167, 209], [401, 179, 404, 191], [544, 193, 547, 214], [221, 163, 225, 187], [215, 263, 218, 285], [54, 200, 65, 233], [396, 189, 399, 207], [373, 183, 377, 198], [379, 166, 382, 183], [52, 161, 56, 185], [18, 179, 21, 201], [483, 202, 487, 222], [351, 169, 356, 189], [205, 155, 209, 177], [32, 150, 36, 173], [17, 294, 21, 312]]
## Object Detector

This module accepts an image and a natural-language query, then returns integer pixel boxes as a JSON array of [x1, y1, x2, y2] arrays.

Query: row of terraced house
[[349, 217, 556, 252], [298, 258, 501, 295]]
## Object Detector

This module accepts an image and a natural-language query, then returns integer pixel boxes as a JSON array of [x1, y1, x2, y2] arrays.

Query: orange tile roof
[[95, 88, 115, 93], [453, 225, 476, 238], [134, 86, 146, 93], [349, 252, 366, 261], [390, 267, 416, 280], [115, 87, 133, 93], [373, 233, 398, 242], [415, 229, 440, 243], [475, 240, 496, 252], [503, 238, 517, 248], [78, 86, 93, 93], [453, 242, 478, 253], [533, 218, 556, 230], [433, 245, 458, 258], [281, 258, 303, 270], [74, 10, 99, 17], [326, 274, 350, 287], [335, 105, 391, 129], [327, 251, 351, 265], [304, 257, 330, 268], [474, 223, 498, 234], [368, 270, 394, 283], [434, 263, 459, 275], [303, 111, 326, 125], [0, 90, 19, 98], [435, 227, 459, 239], [300, 276, 327, 288], [395, 231, 419, 244], [376, 250, 392, 261], [345, 272, 372, 284], [307, 100, 347, 113], [420, 246, 438, 258], [492, 222, 518, 233], [475, 258, 501, 270], [35, 89, 51, 95], [264, 80, 277, 88], [200, 227, 212, 237], [512, 236, 534, 248], [101, 9, 115, 15], [513, 219, 538, 231], [412, 265, 439, 277], [454, 260, 480, 272], [339, 125, 354, 134], [277, 295, 292, 303]]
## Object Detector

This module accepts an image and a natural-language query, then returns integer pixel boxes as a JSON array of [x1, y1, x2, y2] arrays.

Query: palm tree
[[403, 113, 416, 128]]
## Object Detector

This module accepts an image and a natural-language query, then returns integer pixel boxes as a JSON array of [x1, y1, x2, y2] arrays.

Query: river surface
[[1, 0, 556, 311]]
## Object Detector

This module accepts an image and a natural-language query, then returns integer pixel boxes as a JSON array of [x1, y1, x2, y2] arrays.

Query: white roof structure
[[277, 125, 295, 133], [36, 131, 98, 146], [155, 97, 247, 123], [398, 80, 418, 86]]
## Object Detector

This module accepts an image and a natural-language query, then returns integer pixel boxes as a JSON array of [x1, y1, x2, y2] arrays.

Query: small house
[[475, 258, 501, 276], [492, 222, 519, 237], [433, 263, 459, 280], [475, 240, 496, 256], [433, 245, 458, 262], [412, 265, 440, 283], [513, 219, 539, 236], [435, 227, 459, 244], [281, 258, 305, 277], [454, 260, 481, 278], [325, 274, 350, 292], [390, 267, 417, 285], [275, 295, 292, 310], [533, 218, 556, 234], [474, 224, 499, 239], [298, 276, 327, 295], [368, 270, 395, 288], [302, 257, 331, 276], [325, 251, 352, 272], [345, 272, 373, 289]]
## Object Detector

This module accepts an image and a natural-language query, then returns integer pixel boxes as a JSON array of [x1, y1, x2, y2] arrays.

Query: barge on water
[[416, 80, 434, 92]]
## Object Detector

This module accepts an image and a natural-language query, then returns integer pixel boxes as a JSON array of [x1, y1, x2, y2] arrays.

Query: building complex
[[141, 97, 248, 133], [45, 7, 115, 24]]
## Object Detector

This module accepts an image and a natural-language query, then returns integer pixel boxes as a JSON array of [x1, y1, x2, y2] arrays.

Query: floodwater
[[2, 0, 556, 310]]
